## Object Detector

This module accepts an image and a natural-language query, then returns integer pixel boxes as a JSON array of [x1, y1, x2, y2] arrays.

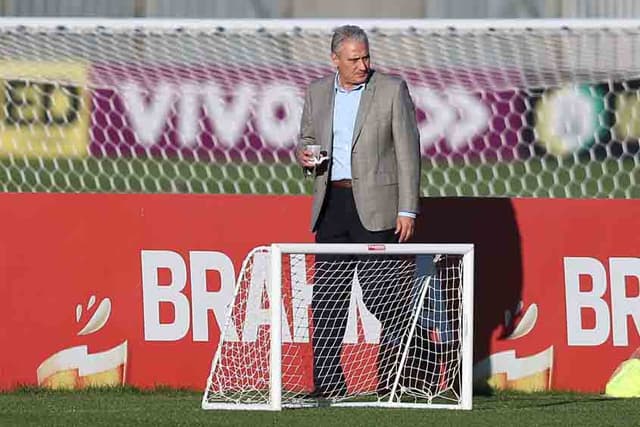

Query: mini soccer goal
[[202, 243, 474, 410]]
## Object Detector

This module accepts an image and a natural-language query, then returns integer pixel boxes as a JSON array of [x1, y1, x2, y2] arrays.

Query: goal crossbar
[[271, 243, 474, 255]]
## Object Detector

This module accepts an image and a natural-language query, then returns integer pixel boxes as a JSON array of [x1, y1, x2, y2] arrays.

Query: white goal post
[[202, 243, 474, 411]]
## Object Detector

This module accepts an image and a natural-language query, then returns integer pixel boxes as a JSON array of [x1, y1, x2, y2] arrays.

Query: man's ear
[[331, 52, 339, 68]]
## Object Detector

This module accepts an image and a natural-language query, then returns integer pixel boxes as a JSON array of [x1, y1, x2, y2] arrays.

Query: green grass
[[1, 156, 639, 198], [0, 157, 312, 194], [0, 388, 638, 426]]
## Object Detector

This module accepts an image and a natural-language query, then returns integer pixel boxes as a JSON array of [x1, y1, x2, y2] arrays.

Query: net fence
[[0, 20, 639, 196], [204, 247, 465, 407]]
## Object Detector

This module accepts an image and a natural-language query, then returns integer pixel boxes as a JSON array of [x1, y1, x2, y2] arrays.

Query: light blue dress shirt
[[331, 74, 363, 181], [330, 74, 415, 219]]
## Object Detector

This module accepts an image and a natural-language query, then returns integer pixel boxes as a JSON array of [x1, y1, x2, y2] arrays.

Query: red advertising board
[[416, 197, 640, 393], [0, 193, 313, 390], [0, 194, 638, 393]]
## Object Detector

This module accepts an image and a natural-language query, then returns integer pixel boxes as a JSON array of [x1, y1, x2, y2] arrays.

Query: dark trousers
[[312, 186, 414, 396]]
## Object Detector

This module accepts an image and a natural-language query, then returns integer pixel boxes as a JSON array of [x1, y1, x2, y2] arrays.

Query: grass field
[[1, 156, 639, 197], [0, 388, 638, 426]]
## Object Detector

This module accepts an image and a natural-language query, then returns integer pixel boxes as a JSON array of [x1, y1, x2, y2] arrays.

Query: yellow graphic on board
[[0, 61, 90, 158], [477, 346, 554, 392], [37, 295, 128, 390]]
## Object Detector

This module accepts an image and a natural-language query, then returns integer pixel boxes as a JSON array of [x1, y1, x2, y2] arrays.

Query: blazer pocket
[[374, 173, 398, 185]]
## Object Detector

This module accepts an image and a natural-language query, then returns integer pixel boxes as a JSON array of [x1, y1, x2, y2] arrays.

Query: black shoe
[[305, 386, 348, 400], [306, 388, 326, 399], [329, 386, 348, 399], [377, 386, 391, 396]]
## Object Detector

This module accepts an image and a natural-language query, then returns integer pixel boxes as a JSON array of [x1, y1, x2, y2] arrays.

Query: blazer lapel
[[351, 71, 376, 147]]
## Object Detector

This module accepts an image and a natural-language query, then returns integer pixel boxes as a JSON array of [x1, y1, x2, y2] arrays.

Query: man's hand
[[296, 147, 317, 168], [395, 216, 415, 243]]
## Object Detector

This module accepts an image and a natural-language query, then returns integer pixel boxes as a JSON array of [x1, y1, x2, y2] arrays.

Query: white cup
[[305, 144, 322, 164]]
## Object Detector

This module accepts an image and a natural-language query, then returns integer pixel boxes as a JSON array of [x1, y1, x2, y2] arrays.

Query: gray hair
[[330, 25, 369, 55]]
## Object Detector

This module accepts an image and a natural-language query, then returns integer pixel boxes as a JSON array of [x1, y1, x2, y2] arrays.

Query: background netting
[[203, 248, 465, 407], [1, 20, 639, 196]]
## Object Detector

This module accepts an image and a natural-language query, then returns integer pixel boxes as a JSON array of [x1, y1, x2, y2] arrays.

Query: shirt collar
[[334, 72, 366, 93]]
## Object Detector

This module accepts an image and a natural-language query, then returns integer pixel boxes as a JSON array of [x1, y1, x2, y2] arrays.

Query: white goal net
[[202, 243, 474, 410], [0, 19, 639, 197]]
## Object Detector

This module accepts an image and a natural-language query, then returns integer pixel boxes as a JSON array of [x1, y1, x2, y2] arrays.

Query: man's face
[[331, 39, 370, 89]]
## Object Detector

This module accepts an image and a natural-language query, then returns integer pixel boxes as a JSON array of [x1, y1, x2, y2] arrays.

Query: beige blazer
[[298, 70, 421, 232]]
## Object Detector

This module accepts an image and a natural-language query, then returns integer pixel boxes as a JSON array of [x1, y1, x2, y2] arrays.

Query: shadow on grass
[[473, 389, 615, 411]]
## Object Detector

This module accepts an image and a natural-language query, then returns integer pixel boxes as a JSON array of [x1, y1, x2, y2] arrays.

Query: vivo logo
[[119, 81, 491, 153], [121, 82, 303, 149]]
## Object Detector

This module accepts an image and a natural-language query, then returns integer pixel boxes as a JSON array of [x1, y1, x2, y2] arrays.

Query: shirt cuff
[[398, 211, 416, 219]]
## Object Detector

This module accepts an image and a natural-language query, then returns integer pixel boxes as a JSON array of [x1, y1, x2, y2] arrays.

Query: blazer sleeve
[[297, 87, 315, 154], [391, 80, 421, 214]]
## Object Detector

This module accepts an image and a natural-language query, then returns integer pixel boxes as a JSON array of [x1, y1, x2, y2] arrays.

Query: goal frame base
[[202, 401, 470, 411]]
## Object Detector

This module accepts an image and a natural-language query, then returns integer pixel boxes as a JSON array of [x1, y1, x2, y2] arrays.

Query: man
[[296, 25, 421, 398]]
